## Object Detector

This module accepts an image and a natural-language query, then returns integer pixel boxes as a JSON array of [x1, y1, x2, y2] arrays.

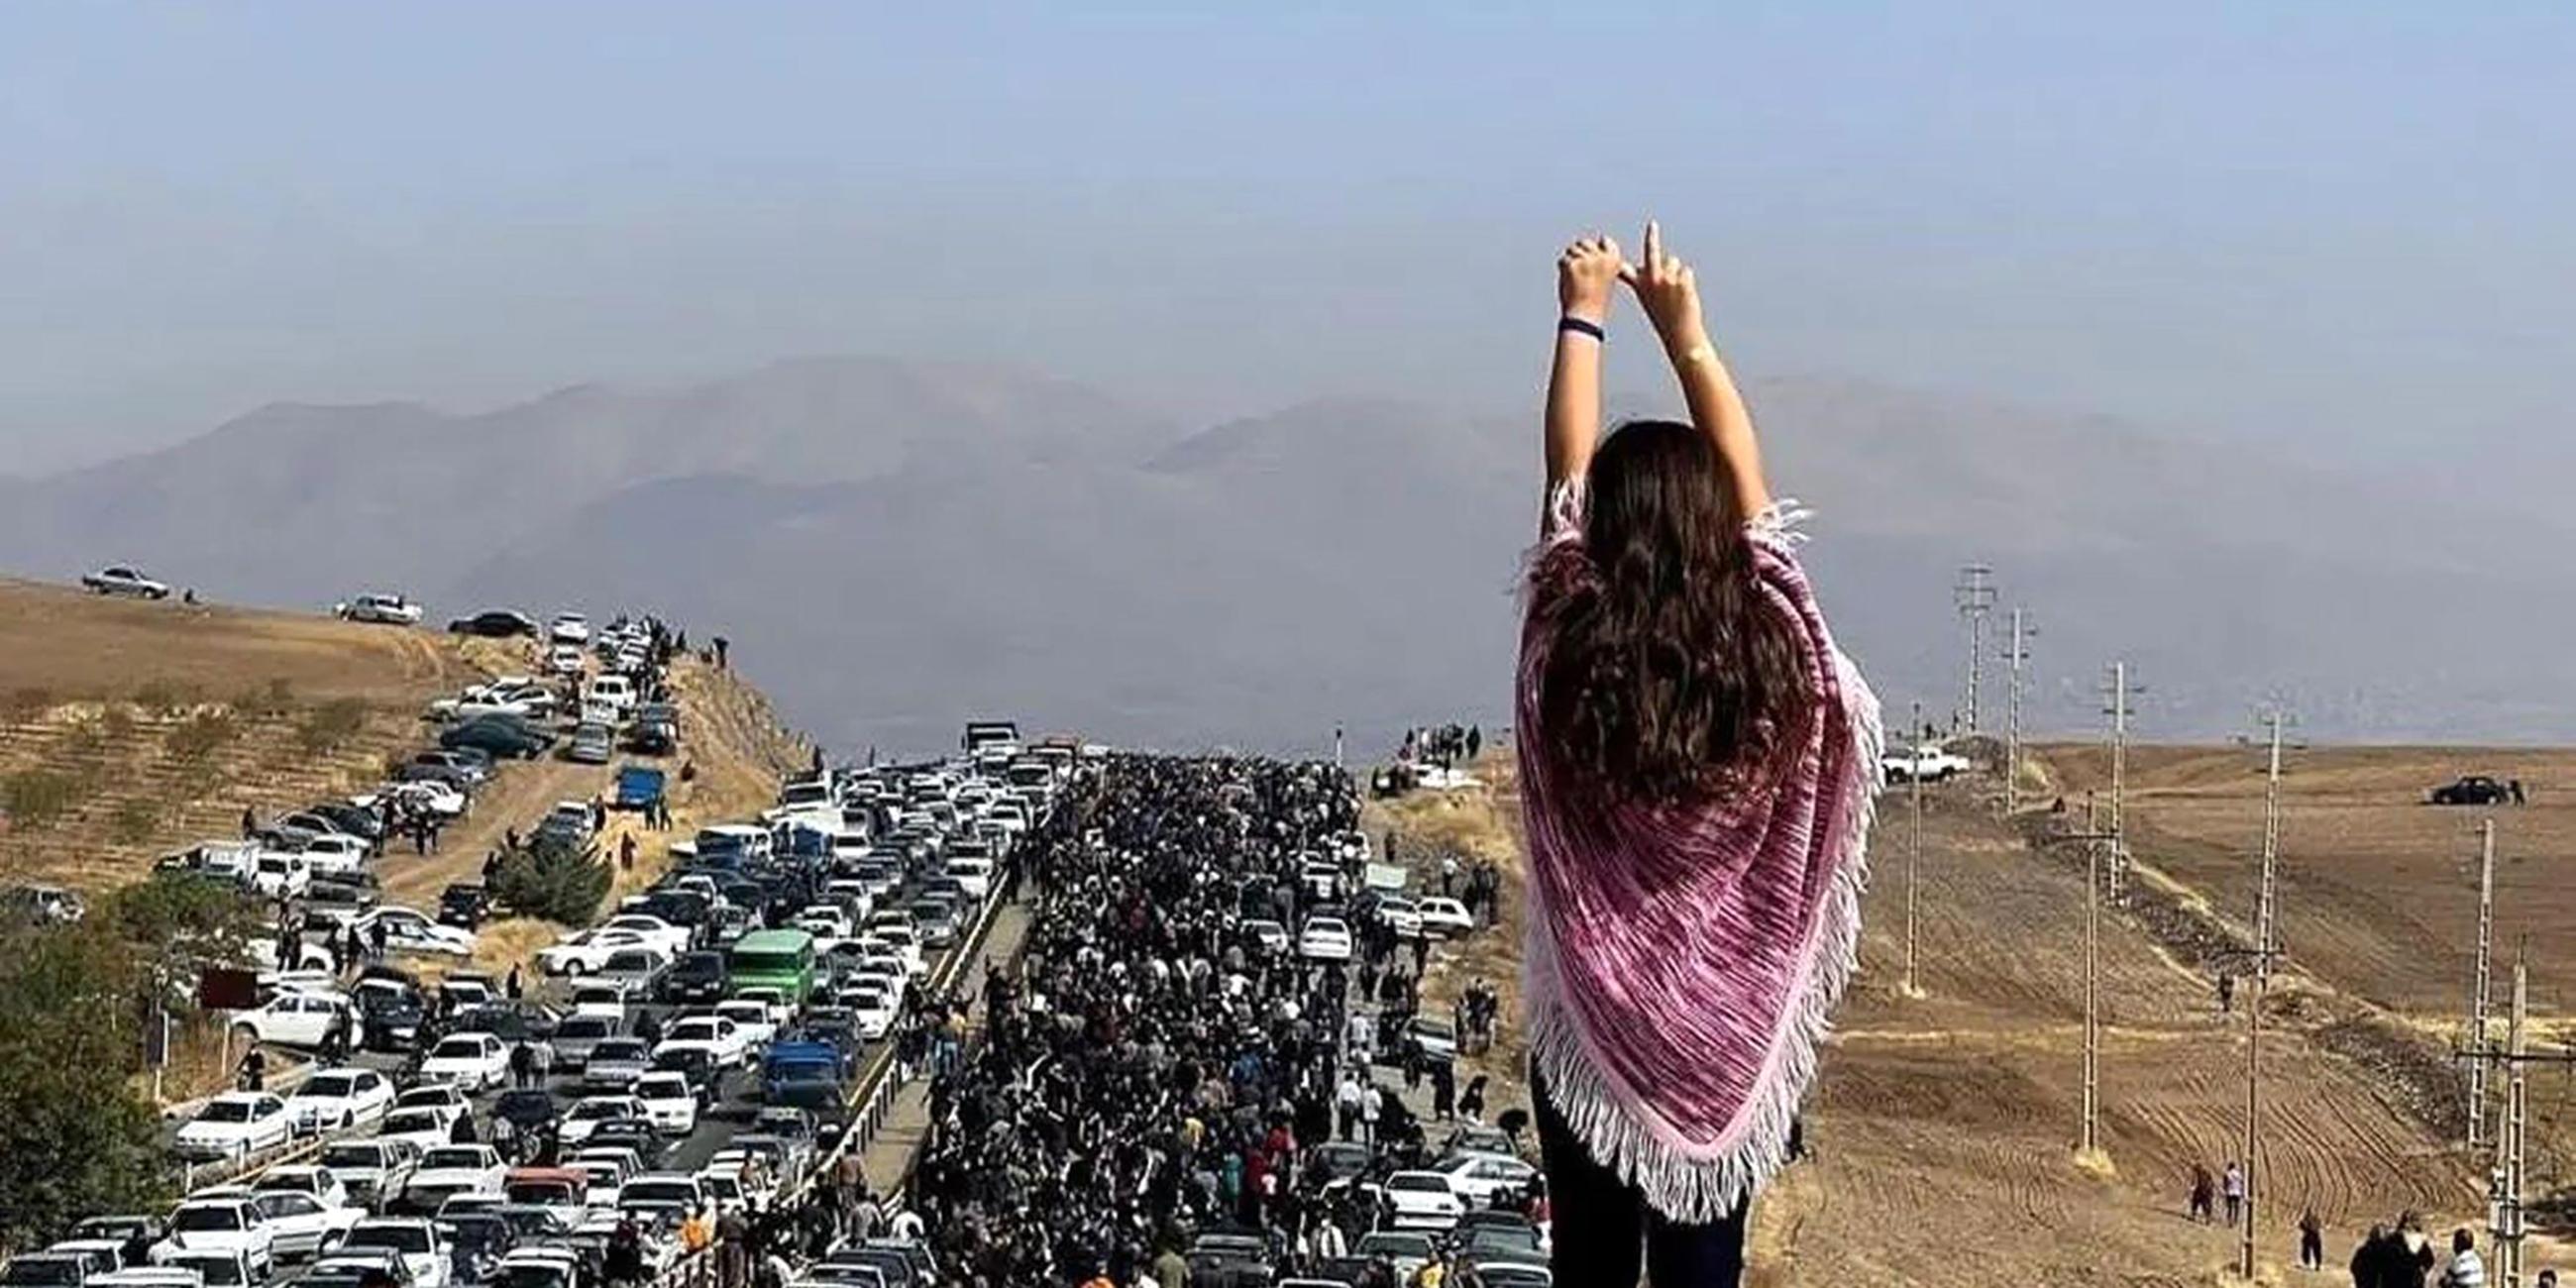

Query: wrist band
[[1557, 316, 1605, 342]]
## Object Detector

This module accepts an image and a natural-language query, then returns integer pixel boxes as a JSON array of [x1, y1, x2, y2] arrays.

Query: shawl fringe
[[1523, 616, 1883, 1224]]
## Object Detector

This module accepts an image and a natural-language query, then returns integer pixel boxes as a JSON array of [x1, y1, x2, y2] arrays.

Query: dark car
[[586, 1118, 664, 1167], [357, 987, 428, 1052], [439, 883, 491, 929], [2431, 775, 2515, 806], [490, 1089, 559, 1135], [650, 1046, 723, 1103], [453, 1002, 563, 1044], [448, 610, 539, 638], [442, 716, 553, 760], [308, 802, 387, 843], [1187, 1232, 1274, 1288], [658, 951, 729, 1006]]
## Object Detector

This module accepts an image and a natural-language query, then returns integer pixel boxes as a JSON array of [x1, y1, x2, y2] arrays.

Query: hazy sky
[[6, 3, 2572, 476]]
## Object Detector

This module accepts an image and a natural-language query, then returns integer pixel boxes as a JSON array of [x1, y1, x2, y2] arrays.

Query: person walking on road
[[2300, 1207, 2324, 1271], [1518, 224, 1878, 1287]]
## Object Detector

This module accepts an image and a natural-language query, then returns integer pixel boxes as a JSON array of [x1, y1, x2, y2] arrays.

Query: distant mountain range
[[4, 356, 2566, 754]]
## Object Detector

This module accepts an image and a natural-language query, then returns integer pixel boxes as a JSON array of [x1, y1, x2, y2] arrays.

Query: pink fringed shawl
[[1516, 483, 1880, 1223]]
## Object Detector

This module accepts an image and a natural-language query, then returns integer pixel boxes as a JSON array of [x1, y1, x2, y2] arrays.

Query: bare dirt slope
[[0, 579, 474, 889], [0, 578, 808, 912], [1372, 751, 2488, 1286]]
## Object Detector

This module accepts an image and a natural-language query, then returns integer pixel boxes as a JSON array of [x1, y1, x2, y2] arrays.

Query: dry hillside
[[0, 578, 808, 907], [1371, 748, 2522, 1285]]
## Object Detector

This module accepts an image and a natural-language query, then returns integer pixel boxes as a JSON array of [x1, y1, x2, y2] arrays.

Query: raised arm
[[1625, 220, 1771, 519], [1545, 236, 1624, 512]]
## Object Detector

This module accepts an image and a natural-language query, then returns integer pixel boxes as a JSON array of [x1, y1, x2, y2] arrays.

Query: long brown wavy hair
[[1537, 419, 1816, 805]]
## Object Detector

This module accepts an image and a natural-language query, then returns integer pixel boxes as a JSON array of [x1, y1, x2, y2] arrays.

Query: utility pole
[[2237, 707, 2292, 1283], [2047, 827, 2119, 1159], [2503, 956, 2528, 1287], [2468, 818, 2498, 1147], [2101, 663, 2141, 903], [1999, 607, 2033, 814], [1955, 565, 1997, 732], [1905, 699, 1923, 999]]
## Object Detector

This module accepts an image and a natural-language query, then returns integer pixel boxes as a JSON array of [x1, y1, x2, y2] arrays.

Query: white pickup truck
[[1881, 744, 1975, 784], [336, 592, 423, 625]]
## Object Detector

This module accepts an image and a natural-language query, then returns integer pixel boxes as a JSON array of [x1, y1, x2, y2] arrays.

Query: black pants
[[1536, 1070, 1751, 1287]]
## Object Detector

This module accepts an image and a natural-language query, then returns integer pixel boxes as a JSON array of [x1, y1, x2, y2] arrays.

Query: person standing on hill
[[2223, 1161, 2245, 1226], [1519, 224, 1878, 1287]]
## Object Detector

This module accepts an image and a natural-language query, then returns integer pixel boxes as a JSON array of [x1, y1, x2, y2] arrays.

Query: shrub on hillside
[[131, 679, 199, 713], [298, 698, 371, 755], [490, 834, 609, 925], [110, 799, 161, 845], [0, 688, 53, 723], [98, 705, 137, 742], [164, 710, 239, 764], [2, 770, 83, 830], [232, 678, 296, 718]]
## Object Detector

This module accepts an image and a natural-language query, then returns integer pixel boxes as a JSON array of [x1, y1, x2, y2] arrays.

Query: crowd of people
[[899, 754, 1539, 1287]]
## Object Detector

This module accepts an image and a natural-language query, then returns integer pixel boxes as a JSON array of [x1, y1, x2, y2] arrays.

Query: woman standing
[[1518, 222, 1880, 1285]]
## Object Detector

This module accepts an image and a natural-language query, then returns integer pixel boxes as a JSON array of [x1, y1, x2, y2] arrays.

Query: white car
[[286, 1066, 396, 1133], [417, 1033, 512, 1091], [1429, 1151, 1539, 1206], [1242, 918, 1290, 955], [1882, 744, 1974, 784], [332, 1219, 446, 1288], [549, 614, 591, 645], [372, 1108, 456, 1152], [392, 1083, 473, 1125], [653, 1017, 752, 1070], [842, 982, 901, 1040], [83, 566, 171, 599], [244, 1188, 363, 1259], [548, 644, 588, 677], [405, 1144, 505, 1204], [580, 675, 635, 715], [711, 1001, 778, 1053], [1367, 1171, 1466, 1231], [351, 908, 476, 957], [246, 853, 310, 901], [596, 913, 693, 958], [632, 1074, 699, 1136], [537, 928, 664, 977], [230, 990, 350, 1048], [152, 1199, 273, 1278], [253, 1164, 356, 1213], [173, 1093, 295, 1161], [1416, 897, 1476, 938], [295, 835, 374, 877], [1377, 896, 1424, 940], [1297, 916, 1354, 963], [357, 782, 468, 821], [942, 858, 995, 901], [568, 984, 632, 1021], [337, 593, 423, 626], [317, 1139, 420, 1210], [559, 1096, 648, 1147]]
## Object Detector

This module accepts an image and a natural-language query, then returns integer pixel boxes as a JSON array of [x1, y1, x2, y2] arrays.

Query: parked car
[[151, 1200, 273, 1281], [318, 1139, 421, 1211], [1882, 744, 1974, 784], [1297, 916, 1353, 963], [287, 1066, 397, 1133], [448, 610, 539, 638], [438, 883, 492, 929], [549, 614, 591, 645], [351, 907, 477, 957], [229, 991, 350, 1049], [329, 1220, 445, 1288], [170, 1092, 294, 1164], [82, 566, 170, 599], [418, 1033, 513, 1091], [566, 722, 614, 766], [2431, 775, 2515, 806], [337, 593, 423, 625], [441, 716, 553, 760]]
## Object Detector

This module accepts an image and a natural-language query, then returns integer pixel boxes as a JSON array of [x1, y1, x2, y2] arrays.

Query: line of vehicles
[[7, 720, 1071, 1288]]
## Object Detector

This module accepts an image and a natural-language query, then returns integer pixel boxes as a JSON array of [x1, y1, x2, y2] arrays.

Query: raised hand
[[1620, 219, 1707, 356], [1557, 235, 1625, 324]]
